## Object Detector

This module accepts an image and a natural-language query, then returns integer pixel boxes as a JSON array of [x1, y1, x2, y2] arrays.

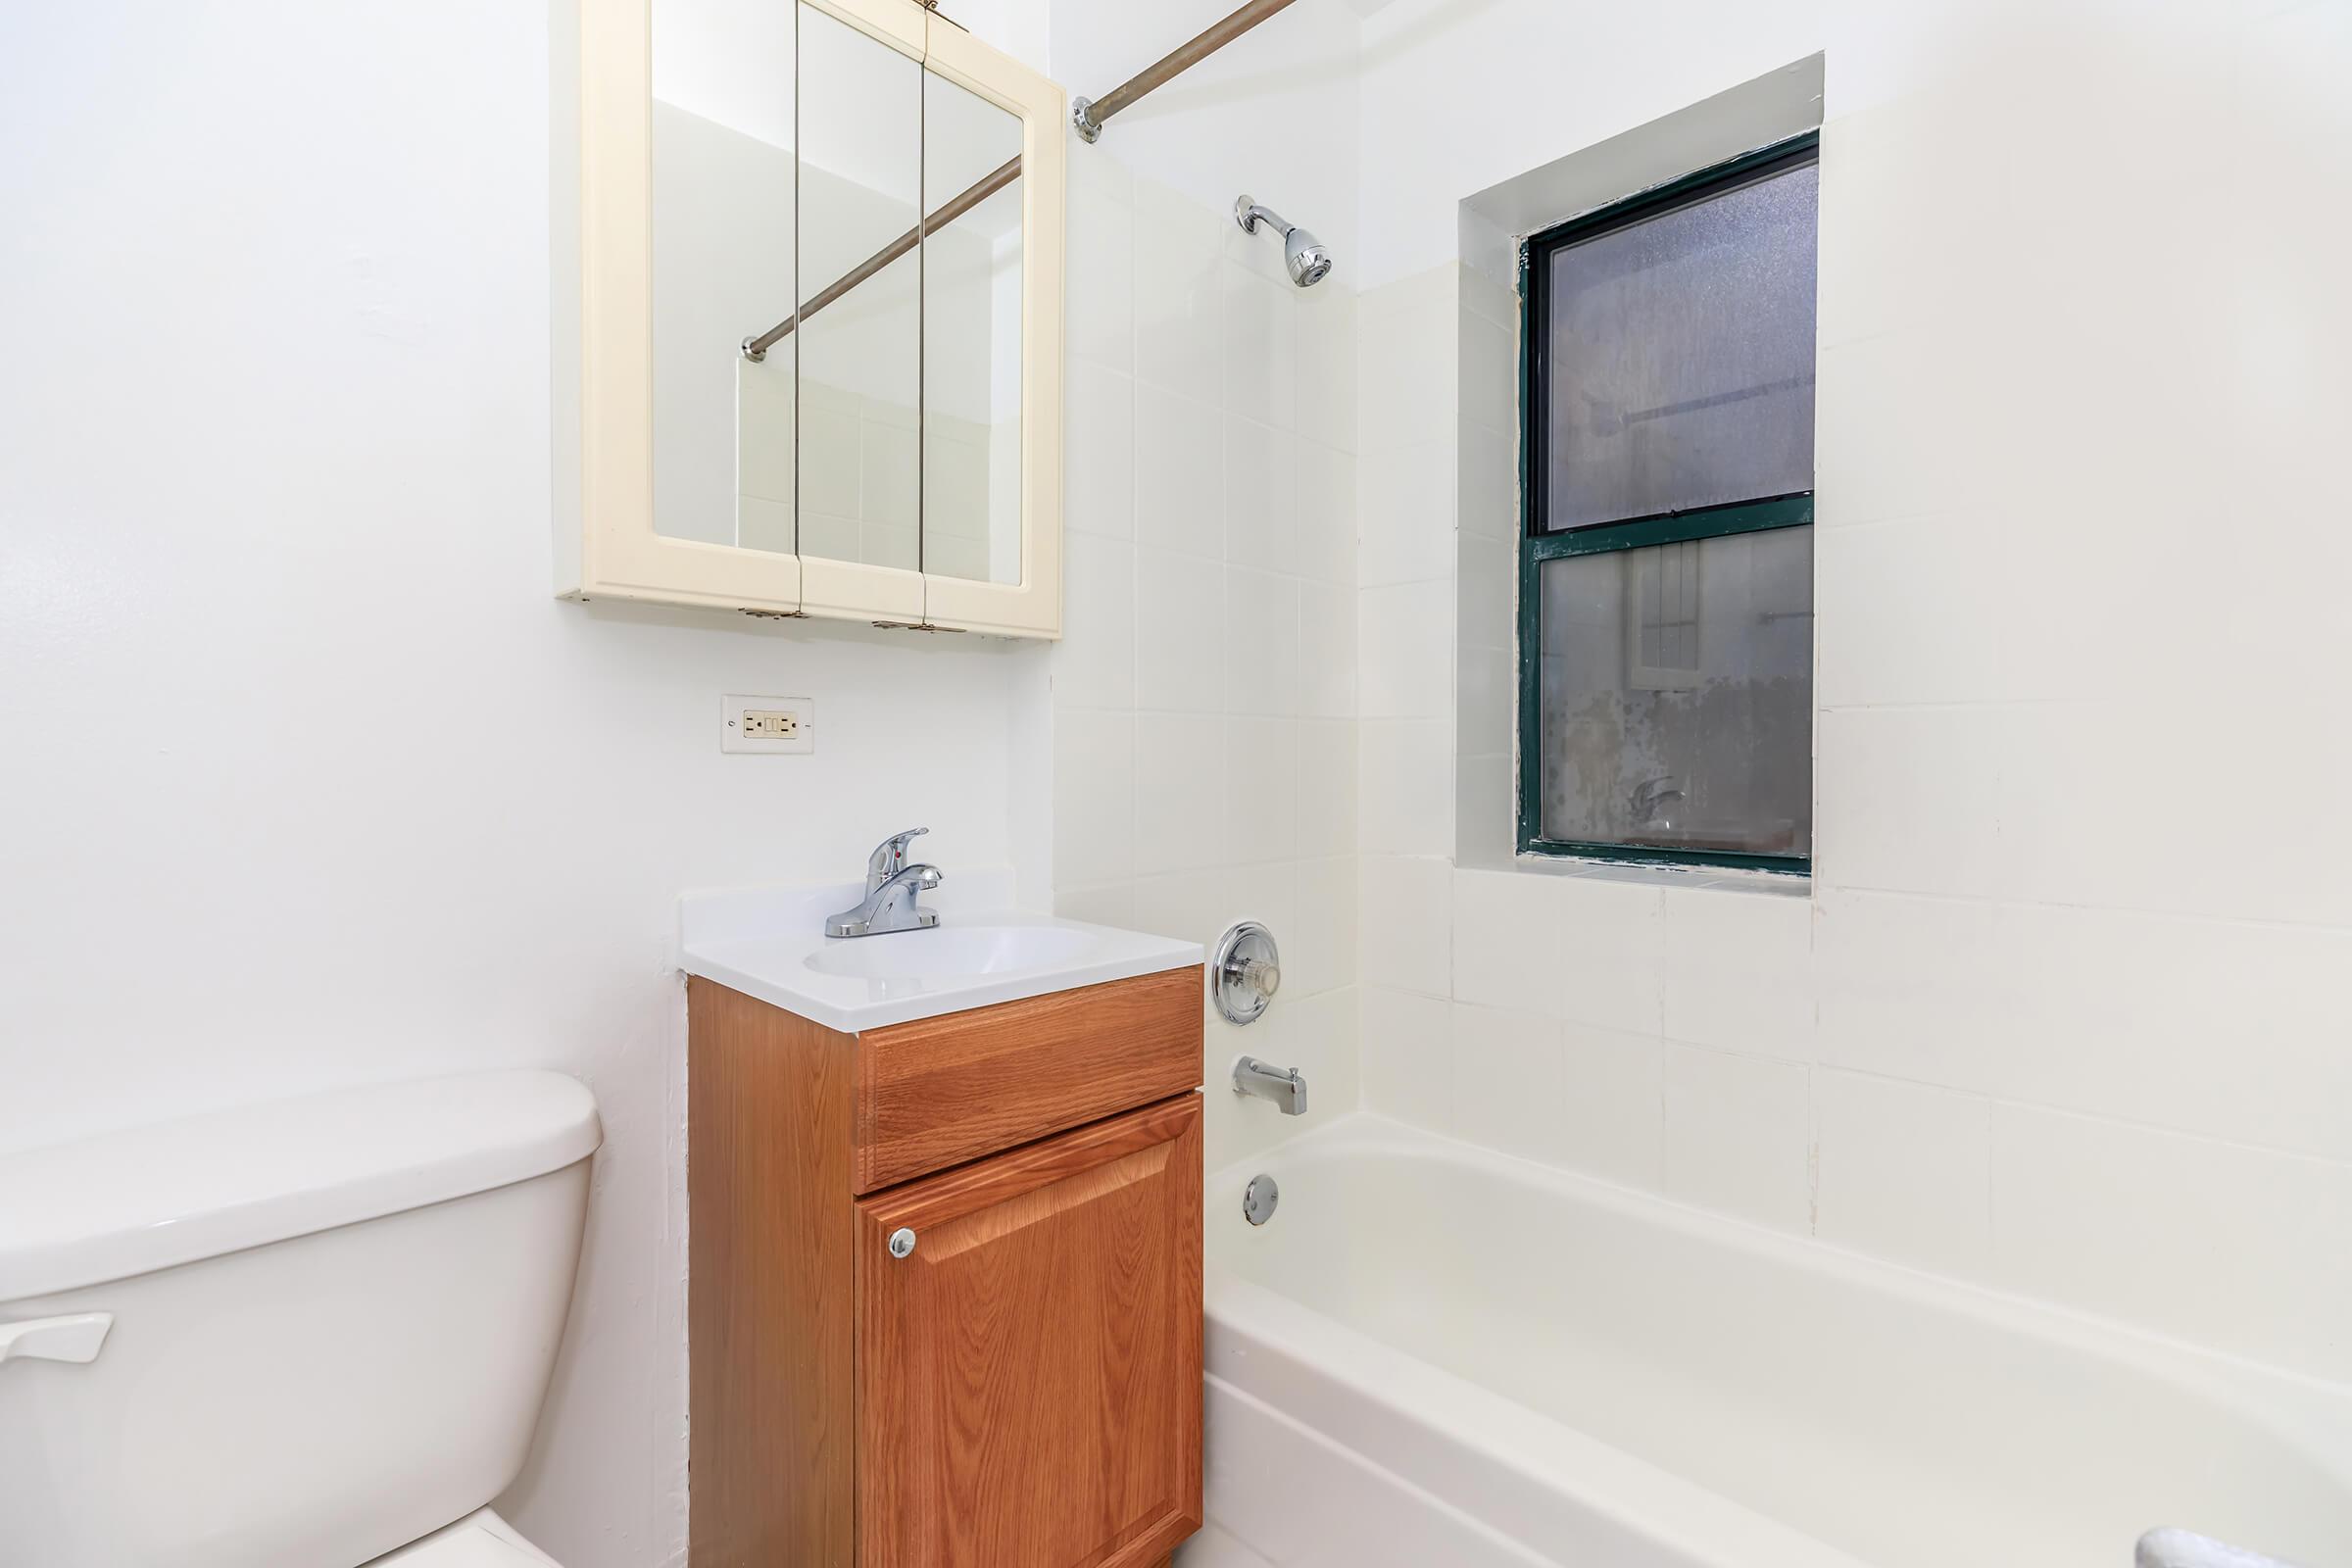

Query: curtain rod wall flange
[[1070, 0, 1303, 145]]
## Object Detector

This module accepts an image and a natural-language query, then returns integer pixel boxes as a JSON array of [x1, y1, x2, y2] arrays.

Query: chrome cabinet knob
[[887, 1227, 917, 1259]]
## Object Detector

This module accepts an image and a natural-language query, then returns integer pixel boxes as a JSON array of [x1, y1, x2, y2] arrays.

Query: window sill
[[1505, 851, 1810, 899]]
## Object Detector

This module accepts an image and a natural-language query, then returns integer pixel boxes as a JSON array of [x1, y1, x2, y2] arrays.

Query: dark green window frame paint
[[1515, 132, 1820, 876]]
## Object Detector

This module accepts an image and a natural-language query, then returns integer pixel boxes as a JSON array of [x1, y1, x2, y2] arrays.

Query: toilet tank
[[0, 1071, 601, 1568]]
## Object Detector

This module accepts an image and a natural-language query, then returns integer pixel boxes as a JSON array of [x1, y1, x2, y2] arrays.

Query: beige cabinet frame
[[557, 0, 1066, 638]]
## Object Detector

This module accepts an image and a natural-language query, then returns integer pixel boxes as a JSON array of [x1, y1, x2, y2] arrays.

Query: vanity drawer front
[[851, 966, 1202, 1193]]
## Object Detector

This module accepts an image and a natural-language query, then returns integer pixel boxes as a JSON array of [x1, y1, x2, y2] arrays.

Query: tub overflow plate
[[1243, 1173, 1279, 1226]]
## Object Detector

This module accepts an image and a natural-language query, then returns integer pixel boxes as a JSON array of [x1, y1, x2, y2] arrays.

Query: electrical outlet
[[721, 694, 814, 755]]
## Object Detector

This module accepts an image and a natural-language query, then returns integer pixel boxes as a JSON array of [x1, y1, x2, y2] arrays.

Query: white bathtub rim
[[1207, 1269, 1876, 1568], [1207, 1112, 2352, 1492], [1203, 1370, 1565, 1568]]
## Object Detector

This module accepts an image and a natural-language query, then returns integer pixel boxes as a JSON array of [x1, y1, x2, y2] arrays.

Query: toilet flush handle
[[0, 1312, 113, 1366]]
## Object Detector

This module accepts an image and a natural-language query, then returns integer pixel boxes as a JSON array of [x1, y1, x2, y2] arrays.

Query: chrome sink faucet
[[825, 828, 943, 938]]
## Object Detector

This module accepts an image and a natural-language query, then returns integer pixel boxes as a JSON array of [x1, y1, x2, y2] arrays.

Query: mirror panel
[[919, 70, 1025, 585], [648, 0, 798, 552], [796, 4, 924, 574]]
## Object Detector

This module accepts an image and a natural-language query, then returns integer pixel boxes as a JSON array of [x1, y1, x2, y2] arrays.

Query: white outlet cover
[[721, 694, 814, 755]]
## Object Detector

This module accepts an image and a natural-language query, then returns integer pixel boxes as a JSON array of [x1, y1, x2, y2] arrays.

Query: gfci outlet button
[[721, 694, 815, 755]]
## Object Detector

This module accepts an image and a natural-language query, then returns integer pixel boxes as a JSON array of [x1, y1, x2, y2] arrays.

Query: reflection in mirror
[[649, 0, 797, 551], [920, 72, 1024, 584], [795, 4, 923, 574]]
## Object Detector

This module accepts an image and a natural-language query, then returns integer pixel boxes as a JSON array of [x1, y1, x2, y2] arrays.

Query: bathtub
[[1183, 1114, 2352, 1568]]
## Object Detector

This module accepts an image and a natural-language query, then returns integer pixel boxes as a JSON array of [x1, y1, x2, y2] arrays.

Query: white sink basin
[[803, 923, 1098, 982], [676, 870, 1203, 1032]]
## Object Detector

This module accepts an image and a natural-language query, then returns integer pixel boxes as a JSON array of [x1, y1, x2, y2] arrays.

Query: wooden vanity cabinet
[[688, 967, 1203, 1568]]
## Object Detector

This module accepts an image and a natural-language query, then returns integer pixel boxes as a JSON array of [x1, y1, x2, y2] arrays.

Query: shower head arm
[[1234, 196, 1293, 238]]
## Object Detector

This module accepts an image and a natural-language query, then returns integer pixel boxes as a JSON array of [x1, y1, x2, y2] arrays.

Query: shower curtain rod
[[1071, 0, 1304, 142], [740, 0, 1298, 361], [740, 153, 1022, 364]]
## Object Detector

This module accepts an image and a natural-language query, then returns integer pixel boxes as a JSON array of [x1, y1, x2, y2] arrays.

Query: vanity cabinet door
[[855, 1094, 1201, 1568]]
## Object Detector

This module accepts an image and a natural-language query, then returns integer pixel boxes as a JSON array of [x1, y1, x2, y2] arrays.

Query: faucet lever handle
[[865, 827, 930, 889]]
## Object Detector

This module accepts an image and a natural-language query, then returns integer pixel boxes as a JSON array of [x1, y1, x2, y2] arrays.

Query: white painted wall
[[1353, 0, 2352, 1386], [0, 7, 1044, 1566]]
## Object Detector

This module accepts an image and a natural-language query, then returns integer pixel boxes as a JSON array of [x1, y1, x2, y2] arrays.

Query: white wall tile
[[1054, 881, 1134, 930], [1990, 1104, 2352, 1383], [1661, 1046, 1812, 1235], [1133, 712, 1221, 877], [1135, 547, 1223, 712], [1819, 890, 2352, 1164], [1359, 854, 1451, 999], [1452, 751, 1515, 870], [1133, 175, 1223, 404], [1066, 146, 1132, 372], [1052, 531, 1134, 711], [1660, 886, 1815, 1060], [1457, 305, 1516, 437], [1358, 269, 1459, 453], [1357, 580, 1453, 720], [1222, 859, 1299, 956], [1295, 440, 1358, 588], [1358, 718, 1452, 858], [1065, 359, 1135, 542], [1134, 383, 1223, 559], [1814, 1069, 1990, 1277], [1297, 579, 1357, 721], [1337, 0, 2352, 1394], [1223, 415, 1298, 576], [1813, 89, 2003, 351], [1557, 877, 1664, 1036], [1052, 710, 1133, 889], [1454, 533, 1512, 653], [1456, 645, 1513, 767], [1222, 567, 1298, 718], [1359, 986, 1452, 1127], [1224, 716, 1299, 866], [1296, 286, 1358, 454], [1448, 1003, 1567, 1160], [1295, 718, 1358, 861], [1558, 1022, 1665, 1192], [1289, 855, 1358, 998], [1457, 421, 1519, 542], [1358, 438, 1457, 589], [1814, 888, 2007, 1091], [1130, 866, 1226, 951], [1450, 866, 1565, 1017], [1813, 514, 2007, 709], [1813, 324, 1999, 527], [1814, 706, 2008, 900], [1223, 263, 1298, 432]]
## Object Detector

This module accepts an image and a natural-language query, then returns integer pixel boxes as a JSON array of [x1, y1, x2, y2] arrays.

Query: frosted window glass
[[1536, 527, 1814, 858], [1543, 159, 1817, 531]]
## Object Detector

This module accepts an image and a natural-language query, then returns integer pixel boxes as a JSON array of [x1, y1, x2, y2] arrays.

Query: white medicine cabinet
[[557, 0, 1066, 637]]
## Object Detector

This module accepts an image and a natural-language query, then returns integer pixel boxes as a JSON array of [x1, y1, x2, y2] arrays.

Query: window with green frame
[[1518, 133, 1819, 873]]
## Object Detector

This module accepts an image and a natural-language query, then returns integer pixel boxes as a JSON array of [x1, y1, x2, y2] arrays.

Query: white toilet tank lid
[[0, 1070, 601, 1301]]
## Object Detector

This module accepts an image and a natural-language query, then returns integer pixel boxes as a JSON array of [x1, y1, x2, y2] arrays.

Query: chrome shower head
[[1235, 195, 1333, 288]]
